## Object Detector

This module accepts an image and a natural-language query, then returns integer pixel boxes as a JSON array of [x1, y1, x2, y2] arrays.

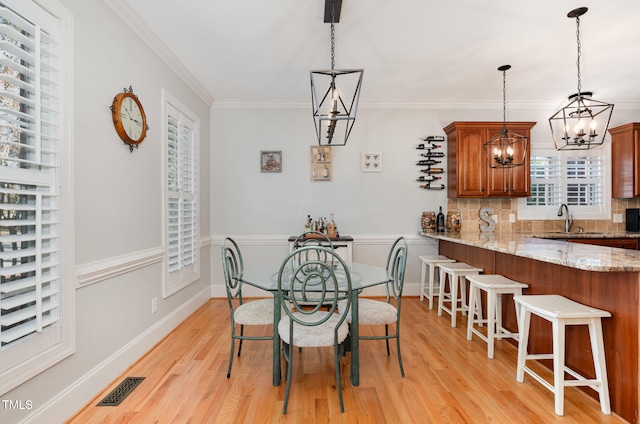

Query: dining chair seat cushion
[[278, 311, 349, 347], [338, 298, 397, 325], [234, 299, 274, 326]]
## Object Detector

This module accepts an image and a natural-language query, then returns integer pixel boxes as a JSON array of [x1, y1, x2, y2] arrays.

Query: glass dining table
[[239, 261, 391, 387]]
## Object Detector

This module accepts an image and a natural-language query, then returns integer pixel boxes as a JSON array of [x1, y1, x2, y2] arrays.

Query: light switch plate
[[614, 213, 623, 223]]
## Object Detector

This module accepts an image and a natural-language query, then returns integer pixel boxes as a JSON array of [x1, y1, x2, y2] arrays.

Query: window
[[518, 148, 610, 220], [163, 90, 199, 297], [0, 0, 73, 395]]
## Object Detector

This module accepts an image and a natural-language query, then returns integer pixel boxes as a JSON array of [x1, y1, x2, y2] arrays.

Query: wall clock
[[110, 86, 149, 152]]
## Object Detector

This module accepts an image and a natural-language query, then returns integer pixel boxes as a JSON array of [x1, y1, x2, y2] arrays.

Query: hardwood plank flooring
[[67, 298, 628, 423]]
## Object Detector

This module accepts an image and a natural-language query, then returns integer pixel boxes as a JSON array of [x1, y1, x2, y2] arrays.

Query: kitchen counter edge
[[420, 232, 640, 272]]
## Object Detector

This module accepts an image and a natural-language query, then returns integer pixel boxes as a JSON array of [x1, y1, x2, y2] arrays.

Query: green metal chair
[[221, 237, 274, 378], [277, 246, 352, 414], [290, 231, 338, 305], [340, 236, 408, 377]]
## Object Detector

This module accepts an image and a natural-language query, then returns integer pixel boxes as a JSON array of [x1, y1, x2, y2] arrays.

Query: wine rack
[[416, 135, 446, 190]]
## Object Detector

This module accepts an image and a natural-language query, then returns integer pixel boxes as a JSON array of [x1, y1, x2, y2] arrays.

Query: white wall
[[3, 1, 212, 423], [209, 103, 640, 295]]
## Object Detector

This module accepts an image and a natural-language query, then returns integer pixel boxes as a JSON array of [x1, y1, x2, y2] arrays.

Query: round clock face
[[111, 90, 148, 148], [121, 95, 144, 141]]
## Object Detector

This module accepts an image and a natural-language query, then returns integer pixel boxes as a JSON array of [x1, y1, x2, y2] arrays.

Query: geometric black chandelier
[[548, 7, 614, 151], [310, 0, 363, 146], [484, 64, 529, 168]]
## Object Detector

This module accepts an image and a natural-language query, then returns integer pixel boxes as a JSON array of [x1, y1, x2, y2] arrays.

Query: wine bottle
[[420, 184, 446, 190], [416, 143, 442, 150], [420, 136, 445, 142], [419, 168, 445, 173], [420, 152, 445, 157], [416, 159, 441, 166], [436, 206, 445, 232], [416, 175, 442, 182]]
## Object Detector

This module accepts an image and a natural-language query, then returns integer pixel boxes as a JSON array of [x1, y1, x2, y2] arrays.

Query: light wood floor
[[67, 297, 628, 423]]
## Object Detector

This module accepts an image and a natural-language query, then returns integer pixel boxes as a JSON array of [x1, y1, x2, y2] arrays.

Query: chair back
[[384, 237, 408, 302], [221, 237, 244, 306], [278, 246, 352, 333], [291, 231, 336, 268]]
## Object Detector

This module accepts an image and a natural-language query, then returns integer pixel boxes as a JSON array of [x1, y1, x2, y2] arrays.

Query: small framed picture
[[261, 151, 282, 173], [362, 152, 382, 172]]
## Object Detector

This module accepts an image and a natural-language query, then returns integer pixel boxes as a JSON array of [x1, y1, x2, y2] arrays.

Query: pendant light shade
[[484, 65, 529, 168], [549, 7, 614, 151], [310, 0, 363, 146]]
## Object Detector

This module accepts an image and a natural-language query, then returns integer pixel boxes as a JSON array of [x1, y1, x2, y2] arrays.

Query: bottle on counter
[[436, 206, 445, 232]]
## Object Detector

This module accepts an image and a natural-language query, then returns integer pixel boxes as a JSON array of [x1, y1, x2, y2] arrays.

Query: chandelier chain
[[575, 15, 582, 95], [330, 3, 335, 70], [502, 68, 507, 130]]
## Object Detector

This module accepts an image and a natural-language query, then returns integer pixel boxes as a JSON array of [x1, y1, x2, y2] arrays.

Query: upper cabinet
[[609, 123, 640, 199], [444, 121, 536, 198]]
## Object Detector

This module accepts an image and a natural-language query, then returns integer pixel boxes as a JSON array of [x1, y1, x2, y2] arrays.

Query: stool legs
[[552, 319, 566, 415], [589, 319, 611, 415], [420, 261, 442, 310], [419, 260, 427, 302], [438, 270, 471, 328], [516, 307, 611, 416]]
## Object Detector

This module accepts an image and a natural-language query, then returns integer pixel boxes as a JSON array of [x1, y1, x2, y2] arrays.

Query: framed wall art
[[362, 152, 382, 172], [310, 146, 332, 181], [261, 151, 282, 173]]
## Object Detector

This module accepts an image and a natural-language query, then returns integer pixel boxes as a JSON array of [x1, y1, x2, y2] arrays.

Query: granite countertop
[[420, 231, 640, 272], [533, 231, 640, 239]]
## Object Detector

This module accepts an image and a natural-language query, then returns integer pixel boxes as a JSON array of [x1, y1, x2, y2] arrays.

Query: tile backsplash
[[444, 198, 640, 234]]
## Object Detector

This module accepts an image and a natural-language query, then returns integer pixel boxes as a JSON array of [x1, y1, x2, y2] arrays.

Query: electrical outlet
[[509, 214, 516, 223], [491, 214, 498, 223], [151, 297, 158, 314], [613, 213, 623, 223]]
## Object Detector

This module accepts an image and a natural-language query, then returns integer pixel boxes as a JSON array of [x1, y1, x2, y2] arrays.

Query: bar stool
[[514, 294, 611, 416], [419, 255, 456, 309], [466, 274, 528, 358], [437, 262, 483, 327]]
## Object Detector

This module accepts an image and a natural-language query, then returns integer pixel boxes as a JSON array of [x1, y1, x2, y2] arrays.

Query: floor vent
[[96, 377, 145, 406]]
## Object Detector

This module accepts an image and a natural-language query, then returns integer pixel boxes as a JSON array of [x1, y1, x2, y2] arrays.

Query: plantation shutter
[[523, 150, 607, 219], [526, 156, 562, 206], [0, 1, 62, 369], [165, 102, 197, 293], [566, 156, 603, 206]]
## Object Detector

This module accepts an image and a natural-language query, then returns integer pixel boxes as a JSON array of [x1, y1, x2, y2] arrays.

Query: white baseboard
[[21, 287, 211, 424]]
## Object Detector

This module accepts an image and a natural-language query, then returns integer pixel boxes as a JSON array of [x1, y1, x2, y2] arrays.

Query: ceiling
[[123, 0, 640, 109]]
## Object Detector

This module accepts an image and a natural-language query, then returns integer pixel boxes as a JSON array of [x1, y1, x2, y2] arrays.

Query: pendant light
[[310, 0, 363, 146], [549, 7, 614, 150], [484, 65, 529, 168]]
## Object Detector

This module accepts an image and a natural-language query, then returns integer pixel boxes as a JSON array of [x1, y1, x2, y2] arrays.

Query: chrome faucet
[[557, 203, 573, 233]]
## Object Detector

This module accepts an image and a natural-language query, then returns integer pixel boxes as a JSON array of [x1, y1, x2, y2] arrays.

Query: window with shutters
[[0, 0, 73, 395], [163, 90, 199, 297], [518, 148, 610, 220]]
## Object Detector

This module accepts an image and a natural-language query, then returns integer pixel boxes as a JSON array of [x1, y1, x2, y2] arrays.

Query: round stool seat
[[418, 255, 455, 309]]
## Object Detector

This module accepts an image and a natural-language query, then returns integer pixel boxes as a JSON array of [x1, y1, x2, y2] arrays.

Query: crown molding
[[105, 0, 214, 106]]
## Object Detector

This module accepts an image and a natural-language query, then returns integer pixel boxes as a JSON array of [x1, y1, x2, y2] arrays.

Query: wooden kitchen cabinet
[[609, 123, 640, 198], [444, 121, 536, 198]]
